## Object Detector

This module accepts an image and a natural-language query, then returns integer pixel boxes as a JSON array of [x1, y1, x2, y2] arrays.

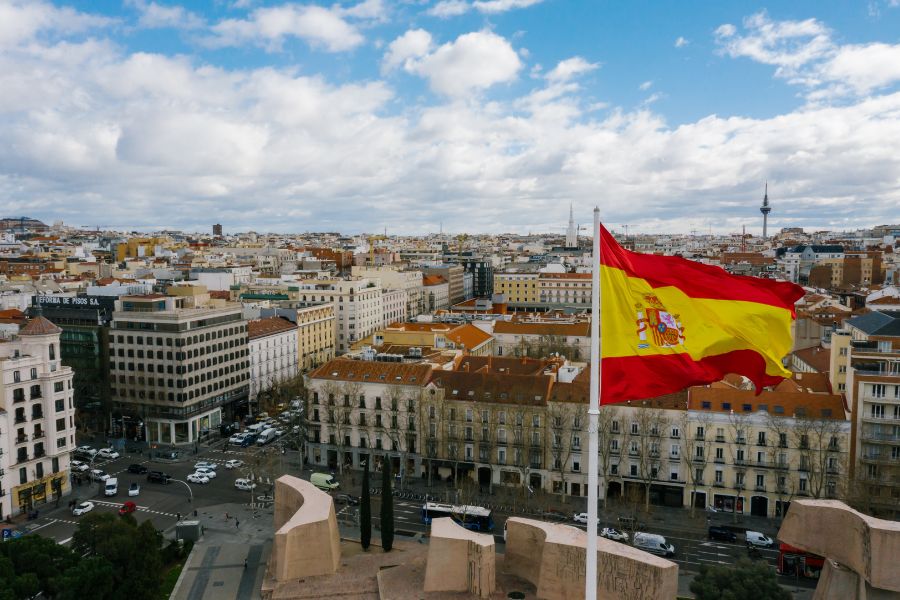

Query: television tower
[[566, 203, 577, 248], [759, 183, 772, 239]]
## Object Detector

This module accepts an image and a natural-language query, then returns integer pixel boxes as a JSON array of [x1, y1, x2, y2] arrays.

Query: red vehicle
[[776, 543, 824, 579], [118, 501, 137, 516]]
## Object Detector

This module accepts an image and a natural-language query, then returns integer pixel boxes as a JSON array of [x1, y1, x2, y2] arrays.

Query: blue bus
[[421, 501, 494, 532]]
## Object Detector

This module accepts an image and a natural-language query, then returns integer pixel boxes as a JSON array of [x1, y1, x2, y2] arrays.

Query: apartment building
[[493, 272, 540, 307], [306, 359, 434, 476], [840, 310, 900, 518], [423, 275, 450, 312], [538, 272, 592, 308], [382, 289, 408, 328], [295, 304, 335, 372], [0, 314, 76, 518], [355, 322, 494, 356], [422, 265, 465, 305], [295, 279, 383, 354], [248, 317, 298, 410], [492, 319, 591, 360], [351, 266, 425, 320], [778, 245, 844, 284], [108, 288, 250, 446]]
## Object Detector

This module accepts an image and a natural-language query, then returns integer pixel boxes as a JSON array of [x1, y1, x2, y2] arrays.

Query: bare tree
[[792, 414, 847, 500], [764, 412, 796, 518], [418, 388, 444, 487], [547, 402, 579, 503], [726, 411, 751, 523], [330, 381, 360, 475], [628, 404, 670, 512], [383, 385, 415, 488], [518, 335, 583, 361], [680, 410, 712, 519], [256, 373, 306, 416], [597, 405, 620, 509]]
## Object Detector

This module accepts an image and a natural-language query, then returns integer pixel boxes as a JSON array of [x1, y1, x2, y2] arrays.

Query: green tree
[[0, 534, 80, 598], [360, 458, 372, 550], [55, 557, 116, 600], [380, 459, 394, 552], [690, 558, 790, 600]]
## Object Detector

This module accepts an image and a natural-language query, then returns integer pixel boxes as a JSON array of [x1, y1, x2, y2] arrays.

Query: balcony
[[14, 415, 26, 424], [714, 457, 725, 464], [32, 431, 44, 440], [755, 485, 766, 492], [15, 434, 28, 444], [735, 438, 747, 445], [715, 436, 725, 443], [734, 459, 747, 466], [692, 456, 705, 463], [712, 482, 725, 488], [31, 413, 44, 421], [35, 449, 46, 458], [861, 432, 900, 444]]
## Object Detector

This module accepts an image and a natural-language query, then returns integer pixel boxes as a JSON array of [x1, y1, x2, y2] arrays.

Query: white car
[[186, 473, 210, 484], [573, 513, 589, 524], [70, 460, 89, 472], [194, 467, 217, 479], [76, 446, 98, 458], [228, 433, 245, 444], [72, 501, 95, 516], [234, 478, 256, 491], [193, 461, 218, 471], [128, 482, 141, 497], [98, 448, 120, 459], [224, 459, 243, 469], [600, 528, 630, 543], [90, 469, 109, 482]]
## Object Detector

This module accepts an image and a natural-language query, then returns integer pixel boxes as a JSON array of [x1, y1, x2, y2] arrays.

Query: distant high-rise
[[760, 184, 772, 239], [213, 223, 223, 236], [566, 203, 577, 248]]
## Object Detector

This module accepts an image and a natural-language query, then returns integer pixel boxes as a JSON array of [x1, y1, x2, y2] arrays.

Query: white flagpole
[[586, 207, 601, 599]]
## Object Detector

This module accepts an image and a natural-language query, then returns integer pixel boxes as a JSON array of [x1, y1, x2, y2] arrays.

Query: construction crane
[[367, 234, 387, 266]]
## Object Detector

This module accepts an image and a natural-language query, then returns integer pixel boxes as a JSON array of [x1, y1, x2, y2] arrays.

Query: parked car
[[234, 478, 256, 491], [128, 482, 140, 497], [334, 493, 359, 506], [127, 464, 148, 475], [708, 526, 737, 542], [146, 471, 171, 484], [573, 513, 589, 524], [600, 528, 630, 543], [224, 459, 243, 469], [228, 433, 246, 444], [194, 461, 218, 471], [90, 469, 109, 482], [118, 501, 137, 516], [72, 501, 95, 516], [76, 446, 98, 458], [539, 509, 567, 522], [187, 473, 210, 484], [104, 478, 118, 496], [745, 531, 775, 548], [70, 460, 89, 472], [240, 435, 256, 447], [98, 448, 120, 459], [194, 467, 216, 479]]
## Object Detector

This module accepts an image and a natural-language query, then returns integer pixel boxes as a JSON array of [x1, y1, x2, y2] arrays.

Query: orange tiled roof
[[687, 386, 845, 419], [494, 321, 589, 337], [309, 358, 432, 386], [792, 346, 831, 373], [19, 315, 62, 336], [422, 274, 447, 286], [247, 316, 297, 340]]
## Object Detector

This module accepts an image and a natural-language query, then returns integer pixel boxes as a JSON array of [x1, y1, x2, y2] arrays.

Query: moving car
[[127, 464, 148, 474], [146, 471, 171, 484], [194, 461, 218, 471], [310, 473, 339, 491], [240, 435, 256, 447], [234, 478, 256, 491], [90, 469, 109, 482], [98, 448, 120, 459], [70, 460, 89, 472], [573, 513, 589, 524], [104, 477, 118, 496], [229, 433, 246, 444], [118, 501, 137, 516], [72, 501, 95, 516], [256, 428, 278, 445], [224, 459, 243, 469], [194, 467, 216, 479], [187, 473, 210, 484], [128, 482, 140, 497], [745, 531, 775, 548], [334, 493, 359, 506], [708, 526, 737, 542], [600, 528, 629, 543], [633, 532, 676, 557]]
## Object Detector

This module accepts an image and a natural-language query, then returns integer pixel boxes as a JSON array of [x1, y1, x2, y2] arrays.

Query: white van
[[745, 531, 774, 548], [256, 428, 277, 445], [104, 477, 118, 497], [633, 532, 675, 557], [247, 423, 265, 434], [310, 473, 339, 491]]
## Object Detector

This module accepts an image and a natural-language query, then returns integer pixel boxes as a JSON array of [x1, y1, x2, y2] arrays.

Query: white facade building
[[295, 279, 384, 354], [248, 317, 299, 410], [382, 289, 408, 327], [351, 267, 425, 319], [0, 315, 76, 519]]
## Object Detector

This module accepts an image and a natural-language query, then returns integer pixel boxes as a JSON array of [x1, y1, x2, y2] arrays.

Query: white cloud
[[427, 0, 543, 17], [674, 36, 688, 48], [129, 1, 204, 30], [639, 80, 652, 91], [206, 4, 365, 52], [0, 0, 113, 47], [383, 28, 433, 72], [338, 0, 388, 23], [406, 30, 522, 96], [716, 12, 900, 98], [545, 56, 598, 82]]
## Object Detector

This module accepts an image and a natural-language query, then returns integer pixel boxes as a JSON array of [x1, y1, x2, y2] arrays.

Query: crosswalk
[[92, 499, 179, 518]]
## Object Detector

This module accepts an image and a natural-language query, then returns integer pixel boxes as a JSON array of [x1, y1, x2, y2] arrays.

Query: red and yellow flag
[[599, 224, 804, 405]]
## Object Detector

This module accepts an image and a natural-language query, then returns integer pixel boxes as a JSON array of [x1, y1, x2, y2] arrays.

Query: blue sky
[[2, 0, 900, 234]]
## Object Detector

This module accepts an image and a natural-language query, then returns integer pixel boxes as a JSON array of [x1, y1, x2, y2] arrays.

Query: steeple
[[759, 182, 772, 239], [566, 202, 577, 248]]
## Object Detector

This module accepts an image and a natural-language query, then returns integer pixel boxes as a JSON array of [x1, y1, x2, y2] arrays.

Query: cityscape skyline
[[2, 1, 900, 234]]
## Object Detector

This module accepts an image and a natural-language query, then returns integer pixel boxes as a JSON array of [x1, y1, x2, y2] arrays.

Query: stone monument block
[[424, 517, 496, 598]]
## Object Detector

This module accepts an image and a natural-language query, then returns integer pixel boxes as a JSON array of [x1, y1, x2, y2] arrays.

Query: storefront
[[145, 407, 222, 446], [13, 474, 68, 514]]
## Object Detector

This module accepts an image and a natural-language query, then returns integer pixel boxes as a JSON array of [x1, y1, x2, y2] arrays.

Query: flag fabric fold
[[599, 224, 805, 405]]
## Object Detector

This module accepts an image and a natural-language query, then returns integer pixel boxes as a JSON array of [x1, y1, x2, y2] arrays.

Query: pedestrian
[[236, 519, 239, 528], [177, 512, 181, 521], [225, 512, 230, 520], [244, 558, 248, 569]]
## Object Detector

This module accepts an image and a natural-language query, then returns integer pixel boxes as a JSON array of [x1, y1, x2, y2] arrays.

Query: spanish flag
[[600, 224, 804, 405]]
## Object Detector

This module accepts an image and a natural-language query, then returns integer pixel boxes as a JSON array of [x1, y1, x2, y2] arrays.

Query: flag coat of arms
[[599, 224, 805, 405]]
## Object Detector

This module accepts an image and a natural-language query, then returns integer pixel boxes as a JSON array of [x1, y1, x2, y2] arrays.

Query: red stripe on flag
[[600, 225, 804, 311], [600, 350, 785, 404]]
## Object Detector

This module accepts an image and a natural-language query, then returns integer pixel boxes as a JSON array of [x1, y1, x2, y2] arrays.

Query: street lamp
[[169, 479, 193, 519]]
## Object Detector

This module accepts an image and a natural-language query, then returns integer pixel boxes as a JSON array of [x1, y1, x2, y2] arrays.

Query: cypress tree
[[380, 458, 394, 551], [360, 459, 371, 550]]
